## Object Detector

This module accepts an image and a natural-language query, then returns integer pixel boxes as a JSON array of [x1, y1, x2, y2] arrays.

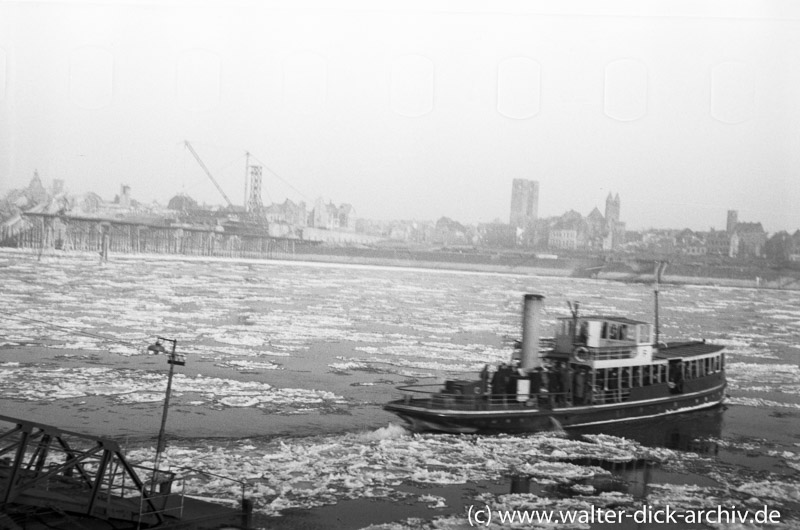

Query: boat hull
[[384, 379, 727, 434]]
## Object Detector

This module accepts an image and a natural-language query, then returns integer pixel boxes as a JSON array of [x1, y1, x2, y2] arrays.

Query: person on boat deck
[[490, 364, 503, 401], [507, 368, 521, 398], [573, 368, 586, 405], [480, 364, 490, 395], [492, 363, 514, 403], [578, 322, 588, 344], [588, 370, 596, 403], [669, 362, 685, 393], [548, 363, 562, 406], [620, 367, 631, 396], [530, 367, 543, 406], [608, 368, 620, 402], [560, 363, 572, 405]]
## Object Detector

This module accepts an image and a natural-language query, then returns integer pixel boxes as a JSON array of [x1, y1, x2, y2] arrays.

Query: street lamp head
[[148, 340, 167, 354]]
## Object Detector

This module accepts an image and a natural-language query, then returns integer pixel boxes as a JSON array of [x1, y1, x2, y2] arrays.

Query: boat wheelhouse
[[384, 294, 726, 434]]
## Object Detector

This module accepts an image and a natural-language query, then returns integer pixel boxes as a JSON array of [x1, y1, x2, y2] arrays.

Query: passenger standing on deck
[[494, 364, 513, 404], [491, 365, 503, 403], [608, 369, 620, 402], [578, 322, 588, 344], [574, 368, 586, 405], [480, 364, 490, 395], [529, 367, 541, 393], [548, 364, 560, 407], [530, 367, 542, 406], [506, 368, 519, 399], [620, 367, 630, 398], [587, 371, 597, 404], [560, 363, 572, 405]]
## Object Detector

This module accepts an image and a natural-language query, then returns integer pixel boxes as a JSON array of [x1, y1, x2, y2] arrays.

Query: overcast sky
[[1, 0, 799, 232]]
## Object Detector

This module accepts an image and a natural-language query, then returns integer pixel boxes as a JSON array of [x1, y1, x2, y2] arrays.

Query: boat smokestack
[[521, 294, 544, 371]]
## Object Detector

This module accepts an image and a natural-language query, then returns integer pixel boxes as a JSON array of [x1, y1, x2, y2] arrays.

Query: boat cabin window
[[680, 355, 723, 378], [598, 320, 648, 343], [559, 317, 651, 347], [602, 320, 621, 344], [706, 356, 719, 375]]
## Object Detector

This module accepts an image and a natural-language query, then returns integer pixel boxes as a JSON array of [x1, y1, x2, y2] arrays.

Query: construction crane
[[184, 140, 234, 209]]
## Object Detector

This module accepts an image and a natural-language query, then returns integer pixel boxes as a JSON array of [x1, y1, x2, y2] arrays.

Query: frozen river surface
[[1, 252, 799, 528]]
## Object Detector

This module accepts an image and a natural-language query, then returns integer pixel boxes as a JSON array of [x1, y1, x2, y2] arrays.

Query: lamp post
[[147, 337, 186, 487]]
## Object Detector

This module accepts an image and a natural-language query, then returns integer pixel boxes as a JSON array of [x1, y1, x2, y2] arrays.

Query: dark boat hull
[[384, 378, 727, 434]]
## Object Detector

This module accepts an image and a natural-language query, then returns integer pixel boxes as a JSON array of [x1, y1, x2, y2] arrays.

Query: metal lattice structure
[[0, 415, 251, 528], [0, 414, 174, 527], [247, 165, 263, 214]]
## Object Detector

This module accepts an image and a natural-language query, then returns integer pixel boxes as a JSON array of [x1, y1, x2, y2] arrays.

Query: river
[[1, 251, 798, 528]]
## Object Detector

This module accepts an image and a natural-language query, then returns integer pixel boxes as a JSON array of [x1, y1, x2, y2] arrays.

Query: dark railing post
[[241, 497, 253, 527]]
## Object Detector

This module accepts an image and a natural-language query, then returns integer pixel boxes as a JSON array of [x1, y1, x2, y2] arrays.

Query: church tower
[[726, 210, 738, 234], [605, 192, 620, 224], [603, 192, 623, 251]]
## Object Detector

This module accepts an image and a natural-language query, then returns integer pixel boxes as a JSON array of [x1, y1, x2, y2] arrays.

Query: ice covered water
[[0, 251, 798, 528]]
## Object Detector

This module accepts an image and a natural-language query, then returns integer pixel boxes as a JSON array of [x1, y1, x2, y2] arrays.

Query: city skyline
[[2, 2, 800, 233], [6, 170, 787, 245]]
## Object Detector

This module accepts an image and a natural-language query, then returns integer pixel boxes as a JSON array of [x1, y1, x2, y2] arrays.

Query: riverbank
[[3, 246, 799, 291], [268, 251, 800, 291]]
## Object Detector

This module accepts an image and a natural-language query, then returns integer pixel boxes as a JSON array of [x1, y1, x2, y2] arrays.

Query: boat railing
[[574, 345, 636, 361], [590, 387, 632, 404], [396, 384, 633, 410]]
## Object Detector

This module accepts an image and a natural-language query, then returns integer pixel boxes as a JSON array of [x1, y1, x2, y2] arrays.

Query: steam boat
[[384, 294, 726, 433]]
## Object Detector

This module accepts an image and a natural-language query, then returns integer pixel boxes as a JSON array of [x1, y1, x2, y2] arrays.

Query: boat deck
[[655, 341, 725, 359]]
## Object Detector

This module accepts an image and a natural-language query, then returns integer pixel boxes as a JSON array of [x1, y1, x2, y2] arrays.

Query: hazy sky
[[1, 0, 799, 232]]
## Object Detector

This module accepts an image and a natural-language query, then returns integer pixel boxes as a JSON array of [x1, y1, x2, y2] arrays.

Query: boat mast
[[654, 261, 667, 345], [244, 151, 250, 212]]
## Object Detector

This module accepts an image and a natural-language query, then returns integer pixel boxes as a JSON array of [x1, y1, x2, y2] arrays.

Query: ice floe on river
[[0, 366, 347, 413], [726, 363, 800, 398], [118, 424, 799, 529], [3, 254, 800, 527]]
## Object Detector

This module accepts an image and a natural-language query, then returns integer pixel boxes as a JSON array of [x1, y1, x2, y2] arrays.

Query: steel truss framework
[[0, 414, 172, 528]]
